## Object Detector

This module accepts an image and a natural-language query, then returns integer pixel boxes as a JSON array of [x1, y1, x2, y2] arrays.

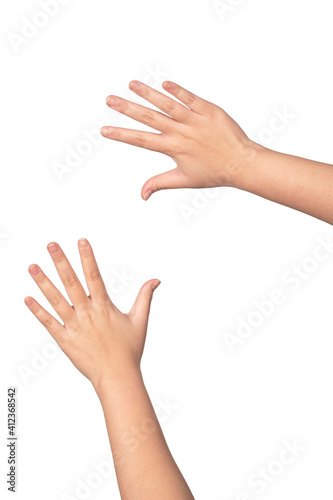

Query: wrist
[[92, 363, 143, 399], [225, 138, 268, 190]]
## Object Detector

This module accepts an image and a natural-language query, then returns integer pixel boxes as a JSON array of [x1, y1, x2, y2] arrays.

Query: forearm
[[235, 142, 333, 225], [94, 369, 194, 500], [25, 240, 186, 497]]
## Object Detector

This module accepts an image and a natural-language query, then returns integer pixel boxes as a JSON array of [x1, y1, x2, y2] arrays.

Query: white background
[[1, 0, 333, 498]]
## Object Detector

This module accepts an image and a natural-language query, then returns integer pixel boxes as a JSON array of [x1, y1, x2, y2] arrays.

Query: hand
[[101, 80, 258, 200], [24, 239, 160, 388]]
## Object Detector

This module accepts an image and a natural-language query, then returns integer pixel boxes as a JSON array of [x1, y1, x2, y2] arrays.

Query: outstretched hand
[[24, 239, 160, 388], [101, 81, 257, 200]]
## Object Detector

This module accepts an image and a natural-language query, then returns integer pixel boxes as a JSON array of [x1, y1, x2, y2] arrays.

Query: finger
[[128, 81, 192, 122], [28, 264, 74, 322], [100, 126, 168, 153], [24, 296, 68, 344], [129, 279, 161, 327], [106, 96, 175, 133], [162, 81, 209, 115], [77, 238, 111, 304], [47, 242, 88, 308], [141, 169, 189, 200]]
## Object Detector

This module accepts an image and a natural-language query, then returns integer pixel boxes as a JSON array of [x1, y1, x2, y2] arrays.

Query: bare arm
[[235, 144, 333, 225], [24, 239, 194, 500], [95, 371, 194, 499], [101, 80, 333, 225]]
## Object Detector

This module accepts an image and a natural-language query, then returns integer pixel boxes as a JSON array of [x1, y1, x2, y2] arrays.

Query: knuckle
[[53, 253, 66, 264], [134, 134, 145, 148], [35, 273, 47, 285], [185, 92, 196, 106], [63, 274, 77, 289], [66, 320, 80, 335], [94, 297, 111, 310], [207, 103, 220, 118], [88, 270, 101, 282], [141, 111, 154, 125], [42, 317, 53, 329], [154, 182, 165, 192], [144, 290, 152, 301], [50, 294, 62, 307], [163, 98, 176, 114]]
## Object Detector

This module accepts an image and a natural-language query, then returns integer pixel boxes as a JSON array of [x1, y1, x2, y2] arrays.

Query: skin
[[101, 80, 333, 225], [24, 239, 194, 500]]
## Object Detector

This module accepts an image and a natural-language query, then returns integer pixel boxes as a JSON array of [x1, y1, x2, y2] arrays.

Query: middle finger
[[47, 242, 88, 308]]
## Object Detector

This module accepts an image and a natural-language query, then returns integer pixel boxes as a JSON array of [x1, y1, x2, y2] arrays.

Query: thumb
[[129, 279, 161, 325], [141, 168, 185, 200]]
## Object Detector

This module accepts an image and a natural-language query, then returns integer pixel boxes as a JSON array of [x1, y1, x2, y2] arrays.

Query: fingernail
[[130, 81, 142, 91], [78, 238, 89, 249], [107, 97, 117, 106], [163, 81, 175, 90], [48, 243, 59, 254], [24, 297, 34, 307], [143, 190, 152, 201], [152, 280, 161, 291], [100, 127, 112, 137], [29, 265, 40, 276]]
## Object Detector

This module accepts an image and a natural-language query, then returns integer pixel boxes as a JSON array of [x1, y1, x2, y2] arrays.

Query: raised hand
[[24, 239, 160, 387], [24, 240, 195, 500]]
